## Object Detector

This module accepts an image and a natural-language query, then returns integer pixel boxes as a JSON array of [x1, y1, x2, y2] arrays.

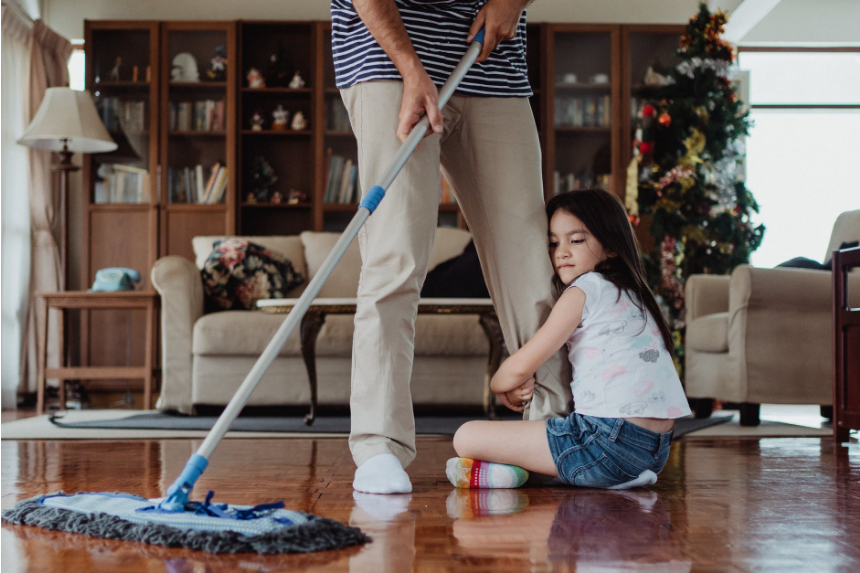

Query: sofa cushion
[[193, 311, 491, 357], [686, 312, 729, 352], [193, 235, 308, 297], [300, 227, 473, 298], [200, 239, 305, 310]]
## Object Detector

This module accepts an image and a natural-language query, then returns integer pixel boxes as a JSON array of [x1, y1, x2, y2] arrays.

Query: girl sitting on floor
[[447, 189, 691, 490]]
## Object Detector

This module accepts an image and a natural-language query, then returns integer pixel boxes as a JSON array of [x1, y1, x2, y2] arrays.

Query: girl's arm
[[490, 286, 585, 394]]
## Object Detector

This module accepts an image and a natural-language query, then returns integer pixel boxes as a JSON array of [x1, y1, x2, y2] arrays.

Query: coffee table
[[257, 297, 505, 424]]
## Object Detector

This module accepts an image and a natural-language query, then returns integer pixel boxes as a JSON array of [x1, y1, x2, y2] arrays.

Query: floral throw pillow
[[201, 239, 304, 311]]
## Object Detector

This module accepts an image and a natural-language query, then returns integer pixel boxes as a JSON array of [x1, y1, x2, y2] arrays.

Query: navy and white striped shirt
[[331, 0, 531, 98]]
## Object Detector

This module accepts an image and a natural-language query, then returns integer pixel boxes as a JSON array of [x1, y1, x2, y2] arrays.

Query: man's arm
[[352, 0, 444, 141]]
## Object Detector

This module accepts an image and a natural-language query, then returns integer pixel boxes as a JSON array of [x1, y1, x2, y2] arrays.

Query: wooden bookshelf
[[79, 19, 686, 389]]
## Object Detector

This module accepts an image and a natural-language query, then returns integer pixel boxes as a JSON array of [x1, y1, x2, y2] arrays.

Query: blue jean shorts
[[545, 413, 673, 488]]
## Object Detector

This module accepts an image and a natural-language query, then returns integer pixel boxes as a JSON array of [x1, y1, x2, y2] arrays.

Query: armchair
[[684, 210, 860, 425]]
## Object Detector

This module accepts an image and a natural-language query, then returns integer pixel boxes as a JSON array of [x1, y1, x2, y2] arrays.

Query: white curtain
[[1, 4, 34, 409]]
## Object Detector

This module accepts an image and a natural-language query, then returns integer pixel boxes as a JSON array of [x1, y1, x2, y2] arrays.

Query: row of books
[[98, 98, 146, 133], [169, 100, 226, 132], [328, 98, 351, 131], [168, 163, 228, 204], [555, 95, 612, 128], [552, 170, 610, 195], [323, 150, 360, 204], [94, 163, 151, 203]]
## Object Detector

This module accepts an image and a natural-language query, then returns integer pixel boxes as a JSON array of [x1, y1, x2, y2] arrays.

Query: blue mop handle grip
[[163, 454, 208, 508], [473, 27, 485, 46]]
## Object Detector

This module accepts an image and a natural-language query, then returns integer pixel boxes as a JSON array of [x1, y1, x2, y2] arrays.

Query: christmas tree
[[626, 2, 765, 371]]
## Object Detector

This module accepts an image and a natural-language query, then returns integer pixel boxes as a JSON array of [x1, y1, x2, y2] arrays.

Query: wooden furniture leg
[[143, 298, 154, 409], [36, 297, 48, 415], [479, 312, 505, 420], [299, 310, 326, 425], [57, 307, 66, 410]]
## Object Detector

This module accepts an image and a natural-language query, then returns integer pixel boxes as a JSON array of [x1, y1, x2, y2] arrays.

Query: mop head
[[2, 491, 370, 554]]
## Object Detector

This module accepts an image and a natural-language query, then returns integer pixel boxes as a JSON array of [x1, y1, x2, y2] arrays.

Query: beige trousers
[[341, 81, 572, 468]]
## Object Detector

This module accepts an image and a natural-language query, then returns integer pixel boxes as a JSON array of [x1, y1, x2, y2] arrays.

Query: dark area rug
[[49, 411, 732, 438]]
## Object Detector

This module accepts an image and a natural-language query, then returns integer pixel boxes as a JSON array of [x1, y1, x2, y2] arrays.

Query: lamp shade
[[17, 87, 117, 153]]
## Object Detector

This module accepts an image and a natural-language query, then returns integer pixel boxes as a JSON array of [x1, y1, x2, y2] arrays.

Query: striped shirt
[[331, 0, 532, 98]]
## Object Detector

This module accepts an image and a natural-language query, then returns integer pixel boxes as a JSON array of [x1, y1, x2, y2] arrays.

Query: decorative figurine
[[171, 53, 200, 82], [291, 111, 307, 131], [271, 104, 289, 131], [287, 189, 307, 204], [288, 71, 305, 89], [132, 66, 139, 82], [108, 57, 122, 81], [251, 156, 278, 203], [266, 45, 292, 87], [250, 109, 265, 131], [271, 191, 284, 204], [247, 67, 266, 89], [145, 66, 151, 82], [206, 44, 227, 81], [643, 66, 671, 86], [246, 192, 257, 204]]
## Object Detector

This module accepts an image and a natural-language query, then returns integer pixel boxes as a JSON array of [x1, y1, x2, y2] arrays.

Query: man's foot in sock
[[353, 453, 412, 494], [353, 491, 412, 521], [446, 457, 529, 489]]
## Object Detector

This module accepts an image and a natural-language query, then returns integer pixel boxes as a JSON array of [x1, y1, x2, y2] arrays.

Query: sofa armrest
[[151, 256, 204, 414], [685, 274, 731, 322]]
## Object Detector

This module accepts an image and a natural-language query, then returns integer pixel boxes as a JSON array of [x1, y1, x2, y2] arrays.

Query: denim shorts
[[545, 413, 673, 488]]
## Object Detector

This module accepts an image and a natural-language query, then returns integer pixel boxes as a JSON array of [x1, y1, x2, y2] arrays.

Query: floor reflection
[[349, 492, 415, 573], [449, 487, 691, 571]]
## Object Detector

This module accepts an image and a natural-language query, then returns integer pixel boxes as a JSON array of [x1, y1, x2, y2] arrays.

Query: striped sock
[[446, 457, 529, 489]]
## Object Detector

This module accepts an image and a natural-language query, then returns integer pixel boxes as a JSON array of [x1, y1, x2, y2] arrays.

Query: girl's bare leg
[[453, 420, 558, 477]]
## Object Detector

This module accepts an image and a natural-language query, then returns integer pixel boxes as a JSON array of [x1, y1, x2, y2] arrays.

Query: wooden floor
[[2, 435, 859, 572]]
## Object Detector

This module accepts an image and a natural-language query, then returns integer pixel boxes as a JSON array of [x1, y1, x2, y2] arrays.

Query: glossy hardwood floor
[[2, 435, 859, 572]]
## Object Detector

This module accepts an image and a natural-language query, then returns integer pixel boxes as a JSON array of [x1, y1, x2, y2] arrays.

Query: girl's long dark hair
[[546, 189, 675, 356]]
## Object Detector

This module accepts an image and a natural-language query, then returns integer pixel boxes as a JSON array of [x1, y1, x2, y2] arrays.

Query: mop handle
[[162, 30, 487, 507]]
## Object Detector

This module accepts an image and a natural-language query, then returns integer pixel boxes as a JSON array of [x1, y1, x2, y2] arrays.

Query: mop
[[2, 29, 488, 554]]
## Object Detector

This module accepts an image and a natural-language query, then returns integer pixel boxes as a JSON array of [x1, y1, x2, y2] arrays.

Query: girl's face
[[549, 210, 609, 285]]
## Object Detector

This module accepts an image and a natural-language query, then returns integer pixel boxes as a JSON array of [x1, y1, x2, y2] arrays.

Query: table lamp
[[17, 87, 117, 287]]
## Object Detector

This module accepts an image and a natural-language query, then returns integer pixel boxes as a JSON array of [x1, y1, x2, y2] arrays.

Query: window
[[738, 50, 860, 268], [68, 43, 85, 91]]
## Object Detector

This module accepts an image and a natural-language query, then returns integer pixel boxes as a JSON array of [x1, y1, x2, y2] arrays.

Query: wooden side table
[[833, 247, 860, 443], [36, 291, 159, 414], [258, 297, 506, 425]]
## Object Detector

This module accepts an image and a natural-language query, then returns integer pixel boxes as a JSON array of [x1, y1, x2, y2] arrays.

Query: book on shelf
[[323, 152, 361, 204], [555, 95, 612, 127], [169, 99, 225, 131], [327, 98, 351, 131], [168, 163, 228, 204], [98, 98, 146, 133], [95, 163, 151, 203]]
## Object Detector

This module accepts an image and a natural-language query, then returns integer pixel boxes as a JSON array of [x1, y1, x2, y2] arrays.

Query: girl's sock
[[446, 457, 529, 489]]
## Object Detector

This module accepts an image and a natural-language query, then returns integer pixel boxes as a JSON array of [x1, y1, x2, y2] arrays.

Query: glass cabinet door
[[90, 28, 155, 204], [163, 27, 230, 206], [550, 27, 618, 195]]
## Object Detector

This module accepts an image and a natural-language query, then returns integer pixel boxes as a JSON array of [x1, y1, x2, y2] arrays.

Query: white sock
[[352, 491, 412, 521], [353, 453, 412, 494], [607, 469, 658, 490]]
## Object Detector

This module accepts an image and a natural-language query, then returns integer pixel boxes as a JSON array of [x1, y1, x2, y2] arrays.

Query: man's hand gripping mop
[[2, 30, 488, 554]]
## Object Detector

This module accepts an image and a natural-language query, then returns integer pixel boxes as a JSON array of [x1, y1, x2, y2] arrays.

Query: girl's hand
[[507, 377, 535, 405]]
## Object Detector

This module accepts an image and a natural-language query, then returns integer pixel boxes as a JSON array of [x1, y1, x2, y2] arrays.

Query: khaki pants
[[341, 81, 572, 468]]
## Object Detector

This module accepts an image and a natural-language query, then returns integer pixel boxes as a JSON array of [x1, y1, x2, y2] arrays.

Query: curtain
[[14, 15, 73, 399], [1, 5, 33, 408]]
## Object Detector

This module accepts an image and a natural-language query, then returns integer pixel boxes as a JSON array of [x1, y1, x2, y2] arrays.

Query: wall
[[44, 0, 703, 41]]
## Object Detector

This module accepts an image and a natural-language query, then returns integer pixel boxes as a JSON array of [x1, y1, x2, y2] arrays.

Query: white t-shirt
[[564, 272, 692, 420]]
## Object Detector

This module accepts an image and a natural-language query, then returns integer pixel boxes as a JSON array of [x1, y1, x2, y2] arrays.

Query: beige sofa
[[684, 210, 860, 425], [151, 228, 495, 414]]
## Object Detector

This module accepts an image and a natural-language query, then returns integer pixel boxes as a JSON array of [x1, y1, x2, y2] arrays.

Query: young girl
[[447, 189, 691, 490]]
